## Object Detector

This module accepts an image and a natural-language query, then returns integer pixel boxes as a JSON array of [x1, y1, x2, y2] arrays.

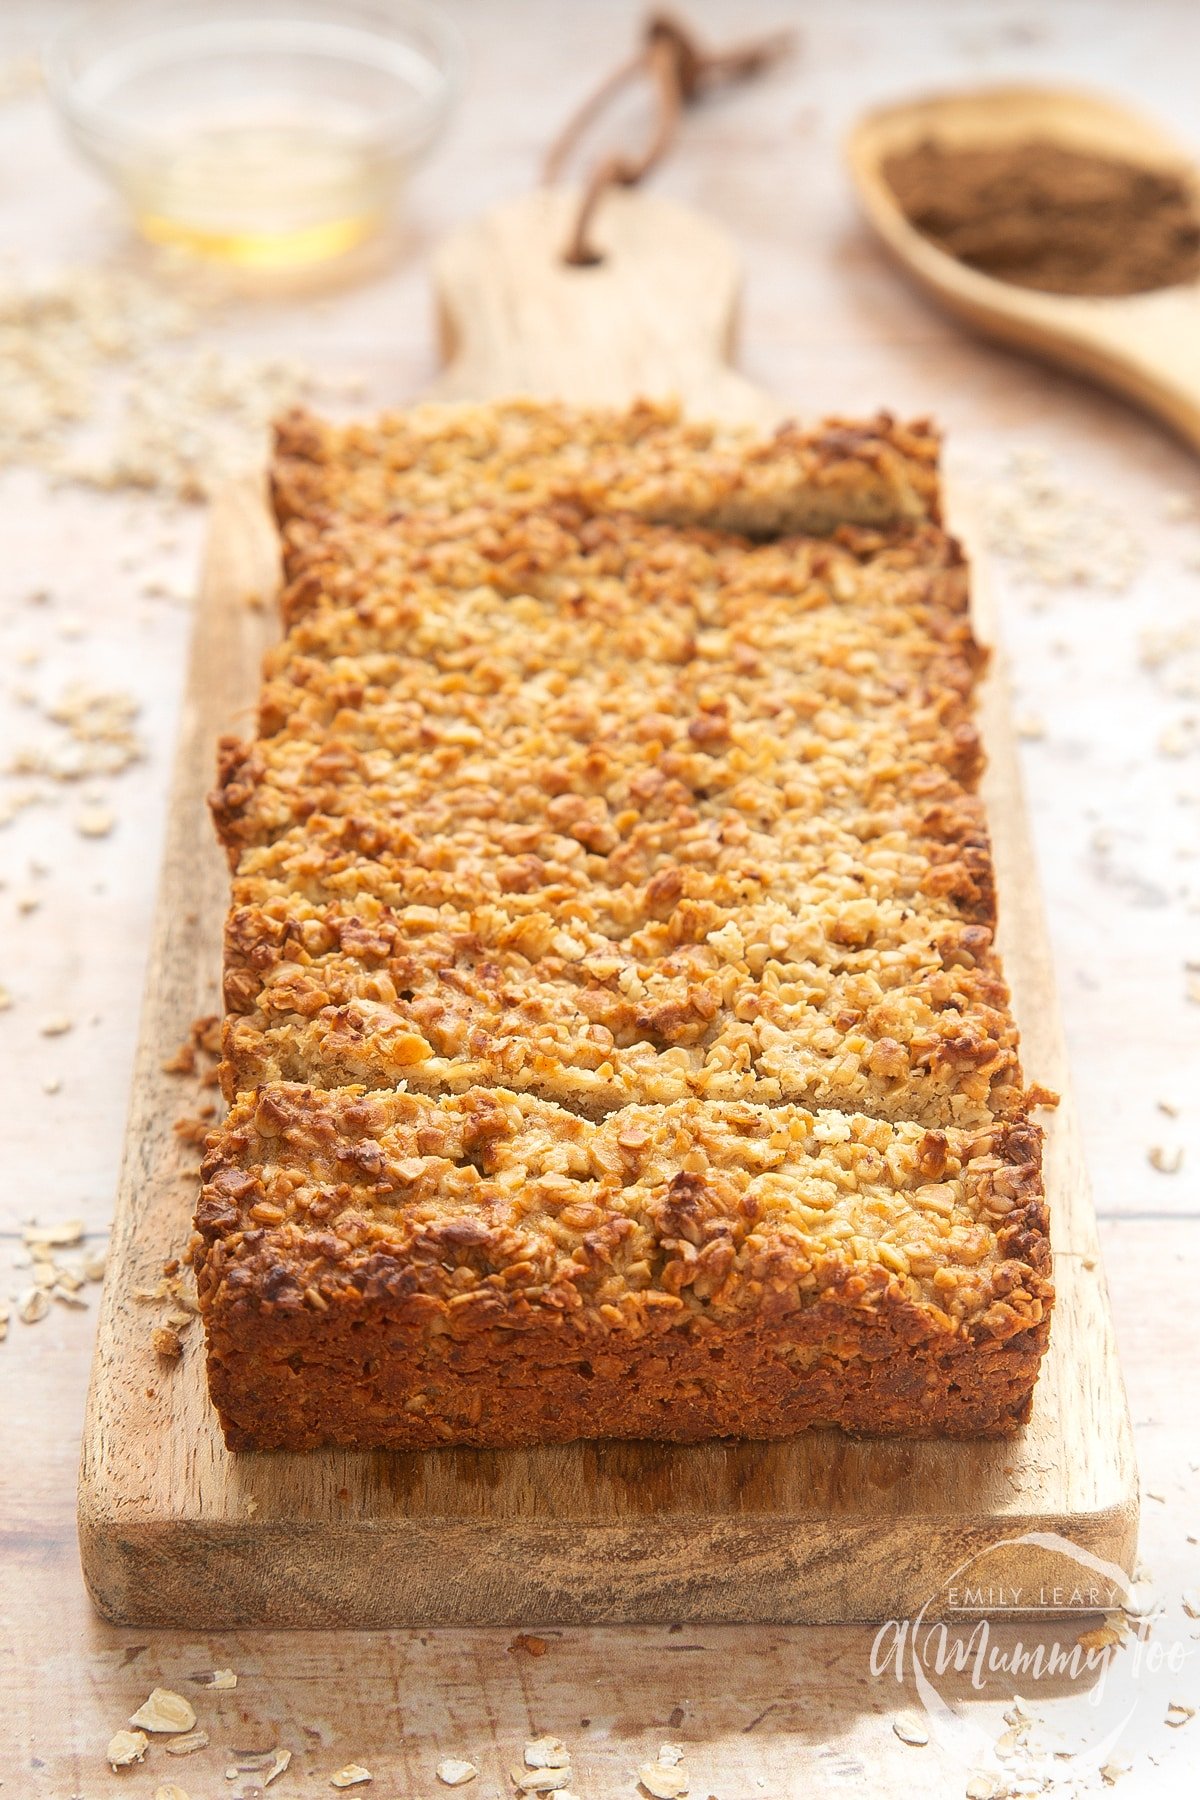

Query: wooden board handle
[[428, 187, 778, 423]]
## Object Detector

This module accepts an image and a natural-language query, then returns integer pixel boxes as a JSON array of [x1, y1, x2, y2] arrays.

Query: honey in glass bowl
[[47, 0, 462, 268]]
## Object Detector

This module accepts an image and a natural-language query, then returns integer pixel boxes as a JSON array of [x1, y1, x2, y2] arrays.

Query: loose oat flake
[[964, 1776, 1001, 1800], [166, 1729, 210, 1756], [130, 1688, 198, 1733], [893, 1712, 930, 1747], [1166, 1700, 1195, 1727], [209, 1667, 238, 1689], [22, 1224, 84, 1252], [264, 1748, 292, 1785], [658, 1745, 683, 1767], [331, 1767, 373, 1788], [107, 1728, 149, 1768], [638, 1764, 688, 1799], [437, 1760, 479, 1786], [76, 802, 116, 838], [525, 1737, 571, 1769], [18, 1286, 50, 1323], [155, 1785, 192, 1800], [514, 1772, 571, 1794], [82, 1247, 108, 1281], [1123, 1578, 1157, 1618]]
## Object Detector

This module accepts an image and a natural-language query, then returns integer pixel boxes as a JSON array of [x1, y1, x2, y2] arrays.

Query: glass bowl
[[46, 0, 462, 267]]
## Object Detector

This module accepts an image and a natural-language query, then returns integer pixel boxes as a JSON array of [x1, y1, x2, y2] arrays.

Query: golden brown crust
[[194, 399, 1052, 1452], [194, 1085, 1050, 1449], [270, 400, 943, 546]]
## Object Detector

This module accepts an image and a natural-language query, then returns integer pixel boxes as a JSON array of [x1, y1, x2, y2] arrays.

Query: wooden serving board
[[79, 190, 1138, 1628]]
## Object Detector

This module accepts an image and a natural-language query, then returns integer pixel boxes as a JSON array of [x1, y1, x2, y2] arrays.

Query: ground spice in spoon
[[883, 138, 1200, 297]]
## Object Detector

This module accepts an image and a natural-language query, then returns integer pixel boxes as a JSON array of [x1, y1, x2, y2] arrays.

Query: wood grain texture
[[847, 85, 1200, 452], [77, 188, 1138, 1630]]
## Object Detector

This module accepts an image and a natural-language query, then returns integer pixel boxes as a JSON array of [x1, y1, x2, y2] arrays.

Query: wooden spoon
[[847, 84, 1200, 450]]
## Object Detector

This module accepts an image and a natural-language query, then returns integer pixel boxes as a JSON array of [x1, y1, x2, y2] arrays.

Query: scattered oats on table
[[263, 1747, 292, 1784], [1123, 1575, 1157, 1618], [165, 1728, 210, 1756], [983, 449, 1143, 592], [107, 1728, 149, 1768], [330, 1767, 373, 1788], [524, 1737, 570, 1770], [638, 1760, 689, 1799], [82, 1245, 108, 1282], [892, 1711, 930, 1746], [437, 1759, 479, 1786], [129, 1688, 197, 1733], [17, 1286, 50, 1323], [513, 1771, 571, 1794], [1166, 1700, 1195, 1727], [76, 802, 116, 838], [38, 1014, 72, 1037], [24, 1219, 84, 1248], [154, 1784, 192, 1800], [1148, 1145, 1184, 1175]]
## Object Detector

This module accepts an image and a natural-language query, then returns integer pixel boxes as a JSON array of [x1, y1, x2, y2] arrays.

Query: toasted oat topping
[[212, 496, 1014, 1128], [196, 1084, 1048, 1335], [195, 401, 1050, 1433], [271, 400, 941, 541]]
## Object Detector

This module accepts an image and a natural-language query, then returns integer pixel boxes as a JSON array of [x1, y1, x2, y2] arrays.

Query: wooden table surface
[[1, 3, 1197, 1795]]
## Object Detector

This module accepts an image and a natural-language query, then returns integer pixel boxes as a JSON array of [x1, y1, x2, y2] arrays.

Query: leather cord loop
[[544, 10, 792, 267]]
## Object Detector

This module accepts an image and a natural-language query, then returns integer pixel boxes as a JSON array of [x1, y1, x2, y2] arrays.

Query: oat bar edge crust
[[194, 1084, 1051, 1452]]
